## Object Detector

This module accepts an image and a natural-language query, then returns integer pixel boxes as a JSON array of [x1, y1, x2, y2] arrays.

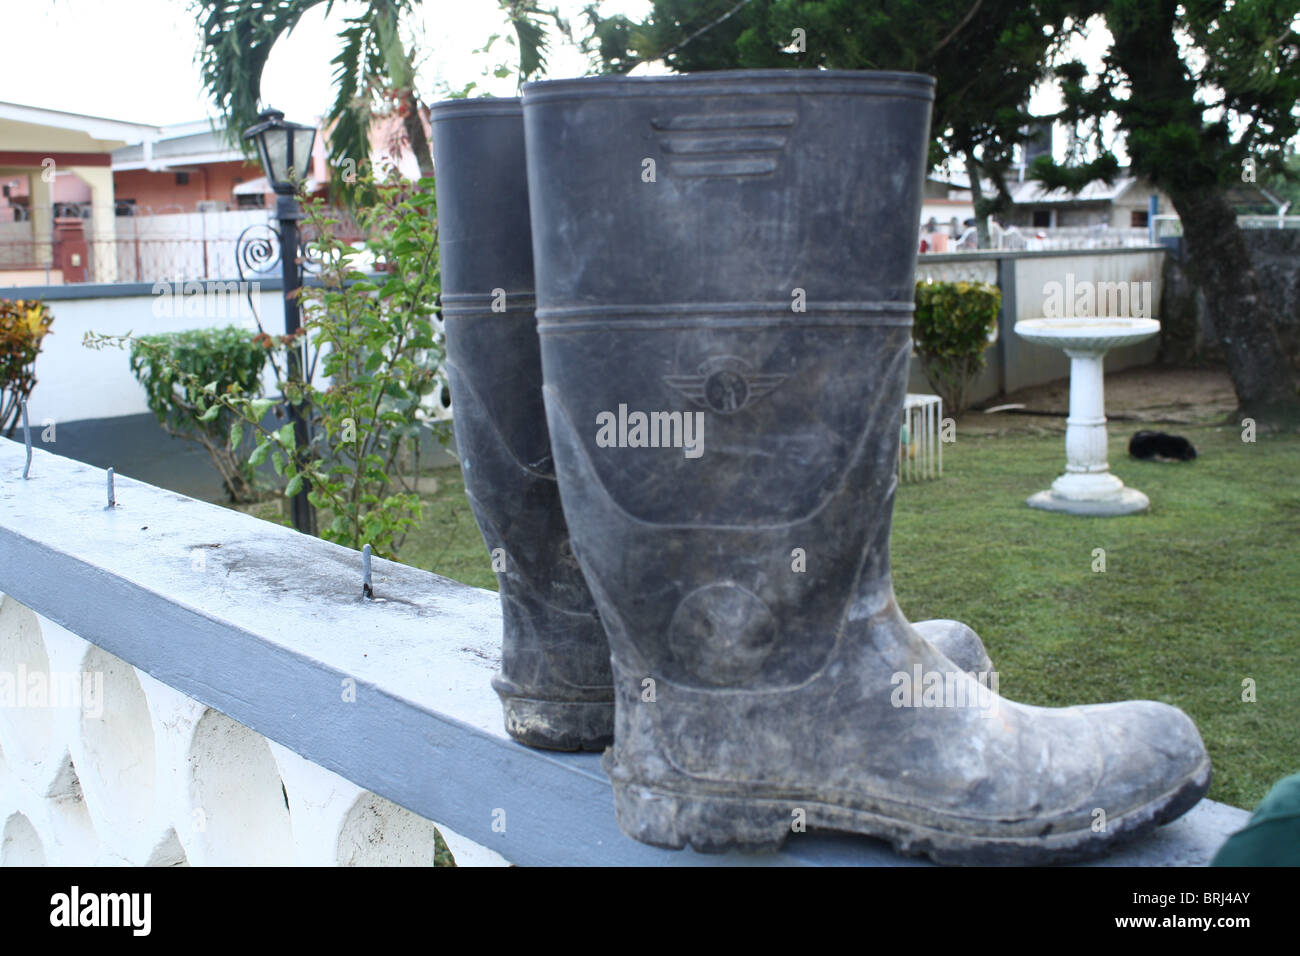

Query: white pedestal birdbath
[[1013, 317, 1161, 516]]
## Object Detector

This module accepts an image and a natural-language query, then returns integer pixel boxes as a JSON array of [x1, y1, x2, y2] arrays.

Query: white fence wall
[[1004, 249, 1165, 393], [911, 248, 1166, 401], [916, 257, 998, 285], [110, 209, 271, 282], [0, 590, 505, 867], [12, 285, 284, 426], [0, 210, 272, 285]]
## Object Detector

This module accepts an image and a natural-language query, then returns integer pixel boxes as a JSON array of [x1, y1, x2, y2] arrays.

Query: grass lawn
[[401, 416, 1299, 812]]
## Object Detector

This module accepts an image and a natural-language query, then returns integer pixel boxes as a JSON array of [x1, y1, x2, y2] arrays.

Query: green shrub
[[912, 280, 1001, 416], [87, 170, 446, 559], [287, 169, 447, 557], [0, 299, 53, 438], [128, 326, 268, 502], [88, 169, 446, 558]]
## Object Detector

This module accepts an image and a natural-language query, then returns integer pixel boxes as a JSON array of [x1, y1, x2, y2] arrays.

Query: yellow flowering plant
[[913, 280, 1001, 416], [0, 299, 53, 438]]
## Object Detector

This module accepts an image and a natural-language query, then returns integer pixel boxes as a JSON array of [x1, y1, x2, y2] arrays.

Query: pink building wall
[[112, 161, 267, 214]]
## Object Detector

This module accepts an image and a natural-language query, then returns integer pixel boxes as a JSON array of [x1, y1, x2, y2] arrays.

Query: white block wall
[[0, 593, 506, 867]]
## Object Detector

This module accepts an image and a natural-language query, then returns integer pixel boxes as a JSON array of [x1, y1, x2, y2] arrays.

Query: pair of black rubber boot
[[430, 73, 1210, 865]]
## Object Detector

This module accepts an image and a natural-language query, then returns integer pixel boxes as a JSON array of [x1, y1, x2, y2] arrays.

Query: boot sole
[[495, 684, 614, 752], [607, 756, 1212, 865]]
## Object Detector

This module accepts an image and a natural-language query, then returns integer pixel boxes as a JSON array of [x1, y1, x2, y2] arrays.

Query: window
[[1032, 209, 1052, 228], [175, 172, 190, 186], [1130, 209, 1149, 228], [235, 193, 266, 210]]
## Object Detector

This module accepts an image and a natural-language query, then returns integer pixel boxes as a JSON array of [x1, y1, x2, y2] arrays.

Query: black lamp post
[[243, 108, 317, 535]]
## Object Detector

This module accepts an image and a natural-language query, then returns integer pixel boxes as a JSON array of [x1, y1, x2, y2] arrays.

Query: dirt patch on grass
[[961, 365, 1239, 437]]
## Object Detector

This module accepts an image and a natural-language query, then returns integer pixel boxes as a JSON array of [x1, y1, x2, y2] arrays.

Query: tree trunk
[[965, 150, 991, 248], [1167, 187, 1300, 424], [1101, 0, 1300, 425], [402, 89, 434, 178]]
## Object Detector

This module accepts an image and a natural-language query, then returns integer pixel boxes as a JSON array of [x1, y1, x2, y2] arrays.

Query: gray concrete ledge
[[0, 279, 290, 300], [0, 275, 364, 300], [0, 438, 1249, 866]]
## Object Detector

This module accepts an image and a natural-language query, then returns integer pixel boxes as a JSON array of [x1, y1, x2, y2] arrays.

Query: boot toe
[[1077, 699, 1211, 828], [912, 619, 993, 675]]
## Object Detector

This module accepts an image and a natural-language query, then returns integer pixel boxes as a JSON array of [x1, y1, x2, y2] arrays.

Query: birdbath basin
[[1014, 317, 1161, 516], [1015, 317, 1161, 352]]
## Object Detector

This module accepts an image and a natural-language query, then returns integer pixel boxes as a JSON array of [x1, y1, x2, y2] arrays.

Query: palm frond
[[194, 0, 329, 150]]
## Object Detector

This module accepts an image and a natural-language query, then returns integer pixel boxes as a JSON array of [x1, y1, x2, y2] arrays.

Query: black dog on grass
[[1129, 430, 1197, 462]]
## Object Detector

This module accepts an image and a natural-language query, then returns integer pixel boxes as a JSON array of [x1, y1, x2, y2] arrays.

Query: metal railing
[[0, 236, 265, 285], [926, 225, 1155, 253], [0, 208, 364, 287], [1153, 214, 1300, 239]]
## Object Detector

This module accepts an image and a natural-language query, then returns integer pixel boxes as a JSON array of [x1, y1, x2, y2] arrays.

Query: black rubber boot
[[430, 97, 612, 751], [428, 96, 989, 751], [523, 71, 1210, 863]]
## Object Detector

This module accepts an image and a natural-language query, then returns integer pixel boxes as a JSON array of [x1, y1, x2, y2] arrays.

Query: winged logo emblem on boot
[[664, 356, 788, 415]]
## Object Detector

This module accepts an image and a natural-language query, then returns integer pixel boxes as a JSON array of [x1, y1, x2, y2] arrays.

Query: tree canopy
[[1036, 0, 1299, 419], [582, 0, 1300, 419]]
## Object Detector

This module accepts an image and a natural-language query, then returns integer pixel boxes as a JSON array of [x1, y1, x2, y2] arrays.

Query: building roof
[[0, 101, 160, 144], [232, 175, 323, 195], [933, 166, 1144, 206], [1007, 175, 1139, 205], [928, 170, 998, 194], [112, 123, 245, 171], [0, 101, 161, 156]]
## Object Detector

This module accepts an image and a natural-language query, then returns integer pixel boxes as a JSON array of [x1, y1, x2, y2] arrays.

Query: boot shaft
[[430, 98, 612, 748], [432, 98, 547, 474], [523, 72, 934, 690]]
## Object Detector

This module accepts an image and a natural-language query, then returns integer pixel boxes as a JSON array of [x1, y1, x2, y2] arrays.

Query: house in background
[[110, 120, 329, 215], [992, 121, 1282, 235], [1002, 172, 1172, 232], [113, 122, 267, 214], [0, 101, 158, 283], [108, 106, 432, 217], [102, 121, 332, 283], [0, 105, 339, 285], [920, 175, 976, 240], [1, 97, 431, 285]]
